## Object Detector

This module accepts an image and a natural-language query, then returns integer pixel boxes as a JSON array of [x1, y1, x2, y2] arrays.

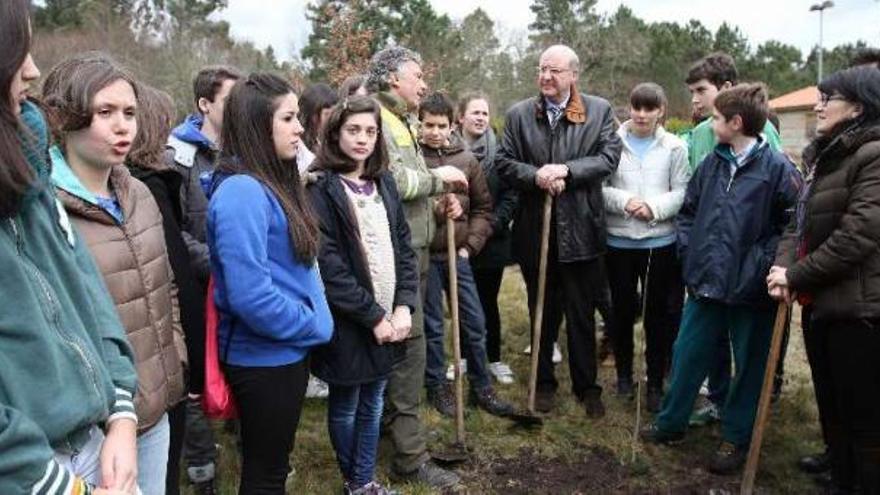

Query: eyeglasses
[[342, 125, 379, 138], [537, 66, 571, 77], [819, 93, 848, 106]]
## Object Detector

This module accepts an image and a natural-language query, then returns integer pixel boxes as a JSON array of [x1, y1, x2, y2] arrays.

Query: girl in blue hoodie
[[205, 73, 333, 494]]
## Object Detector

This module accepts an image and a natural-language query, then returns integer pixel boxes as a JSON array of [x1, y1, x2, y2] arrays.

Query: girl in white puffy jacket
[[602, 82, 691, 412]]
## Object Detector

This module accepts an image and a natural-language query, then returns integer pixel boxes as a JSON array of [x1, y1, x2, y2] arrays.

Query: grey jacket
[[165, 134, 217, 281]]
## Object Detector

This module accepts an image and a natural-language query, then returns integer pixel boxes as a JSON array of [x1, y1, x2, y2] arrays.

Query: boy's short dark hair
[[713, 83, 769, 138], [629, 82, 667, 111], [193, 65, 241, 108], [686, 52, 738, 89], [418, 92, 454, 123]]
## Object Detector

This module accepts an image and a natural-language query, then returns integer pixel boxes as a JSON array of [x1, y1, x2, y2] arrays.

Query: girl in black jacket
[[308, 96, 418, 495]]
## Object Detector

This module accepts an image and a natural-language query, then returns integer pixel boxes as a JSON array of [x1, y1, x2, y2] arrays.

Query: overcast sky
[[215, 0, 879, 62]]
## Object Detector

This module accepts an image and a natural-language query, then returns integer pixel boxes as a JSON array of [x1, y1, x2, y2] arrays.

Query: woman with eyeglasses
[[768, 65, 880, 493]]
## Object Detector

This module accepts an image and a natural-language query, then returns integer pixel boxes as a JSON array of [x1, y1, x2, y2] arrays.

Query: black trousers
[[521, 252, 603, 399], [224, 360, 309, 495], [165, 400, 187, 495], [606, 245, 682, 390], [473, 267, 505, 363], [808, 316, 880, 492]]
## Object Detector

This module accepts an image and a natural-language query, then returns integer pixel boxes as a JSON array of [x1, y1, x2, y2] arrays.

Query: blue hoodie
[[172, 114, 215, 151], [205, 172, 333, 366]]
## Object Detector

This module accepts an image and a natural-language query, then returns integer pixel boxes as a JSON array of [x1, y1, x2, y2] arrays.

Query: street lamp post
[[810, 1, 835, 84]]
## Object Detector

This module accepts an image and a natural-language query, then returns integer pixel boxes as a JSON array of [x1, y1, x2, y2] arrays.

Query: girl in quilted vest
[[42, 54, 187, 495]]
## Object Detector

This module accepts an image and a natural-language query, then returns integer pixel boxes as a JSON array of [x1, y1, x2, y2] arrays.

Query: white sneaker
[[305, 375, 329, 399], [523, 343, 563, 363], [445, 359, 467, 381], [488, 361, 515, 385], [699, 378, 710, 397]]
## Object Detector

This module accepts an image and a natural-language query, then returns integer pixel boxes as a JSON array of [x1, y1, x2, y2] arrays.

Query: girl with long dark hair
[[206, 73, 333, 494]]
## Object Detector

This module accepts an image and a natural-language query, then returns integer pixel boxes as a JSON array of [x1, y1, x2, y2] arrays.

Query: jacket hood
[[533, 84, 587, 124], [420, 131, 467, 155], [202, 168, 235, 200], [376, 91, 410, 119], [171, 114, 215, 151], [804, 119, 880, 170], [50, 145, 134, 225], [713, 136, 768, 165], [616, 121, 668, 151], [19, 100, 52, 205]]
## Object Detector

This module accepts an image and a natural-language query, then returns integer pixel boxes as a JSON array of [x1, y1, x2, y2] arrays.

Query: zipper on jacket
[[120, 220, 176, 408], [9, 217, 104, 448]]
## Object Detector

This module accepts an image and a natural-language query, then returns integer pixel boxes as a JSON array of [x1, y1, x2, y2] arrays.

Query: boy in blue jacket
[[640, 83, 801, 475]]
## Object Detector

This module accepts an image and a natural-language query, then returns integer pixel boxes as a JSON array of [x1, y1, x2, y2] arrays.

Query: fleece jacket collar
[[171, 114, 216, 150]]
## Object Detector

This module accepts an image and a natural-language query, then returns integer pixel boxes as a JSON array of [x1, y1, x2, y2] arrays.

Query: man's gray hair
[[366, 46, 423, 93]]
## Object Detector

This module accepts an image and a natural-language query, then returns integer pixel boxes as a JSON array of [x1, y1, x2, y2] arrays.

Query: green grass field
[[186, 266, 824, 494]]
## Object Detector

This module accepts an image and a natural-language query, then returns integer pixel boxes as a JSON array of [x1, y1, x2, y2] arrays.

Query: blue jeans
[[328, 380, 387, 488], [137, 412, 170, 495], [424, 256, 491, 391]]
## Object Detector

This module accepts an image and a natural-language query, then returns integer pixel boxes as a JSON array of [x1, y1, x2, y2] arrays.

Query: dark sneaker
[[582, 392, 606, 419], [469, 386, 516, 417], [646, 387, 663, 413], [798, 449, 830, 474], [616, 377, 634, 398], [534, 389, 555, 413], [427, 383, 456, 418], [708, 441, 748, 475], [639, 423, 685, 445], [391, 460, 461, 490]]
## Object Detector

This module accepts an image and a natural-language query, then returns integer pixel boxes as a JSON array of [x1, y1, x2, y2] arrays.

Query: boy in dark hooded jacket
[[641, 84, 801, 475]]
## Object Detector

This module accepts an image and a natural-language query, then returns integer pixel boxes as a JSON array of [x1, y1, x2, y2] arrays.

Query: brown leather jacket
[[56, 164, 186, 432], [422, 134, 494, 258], [775, 123, 880, 320]]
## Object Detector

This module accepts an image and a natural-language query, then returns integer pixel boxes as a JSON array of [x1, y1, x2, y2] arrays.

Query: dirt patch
[[475, 446, 629, 494]]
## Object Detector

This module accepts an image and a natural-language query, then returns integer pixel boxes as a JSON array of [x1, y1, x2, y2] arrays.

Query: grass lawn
[[186, 266, 824, 494]]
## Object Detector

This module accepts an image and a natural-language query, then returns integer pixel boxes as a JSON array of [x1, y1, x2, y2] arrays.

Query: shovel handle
[[447, 214, 465, 444], [740, 303, 789, 494], [527, 193, 553, 413]]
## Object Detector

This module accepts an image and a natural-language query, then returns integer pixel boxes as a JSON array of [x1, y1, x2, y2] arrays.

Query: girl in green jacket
[[0, 1, 138, 494]]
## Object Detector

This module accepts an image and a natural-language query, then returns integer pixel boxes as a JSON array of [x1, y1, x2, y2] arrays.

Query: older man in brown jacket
[[418, 92, 517, 420]]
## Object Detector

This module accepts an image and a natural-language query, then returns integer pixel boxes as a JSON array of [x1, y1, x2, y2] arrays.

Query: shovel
[[740, 303, 790, 494], [431, 212, 471, 465], [631, 248, 653, 462], [522, 193, 554, 423]]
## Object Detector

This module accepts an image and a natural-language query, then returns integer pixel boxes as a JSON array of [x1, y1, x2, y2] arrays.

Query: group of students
[[3, 0, 880, 492]]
